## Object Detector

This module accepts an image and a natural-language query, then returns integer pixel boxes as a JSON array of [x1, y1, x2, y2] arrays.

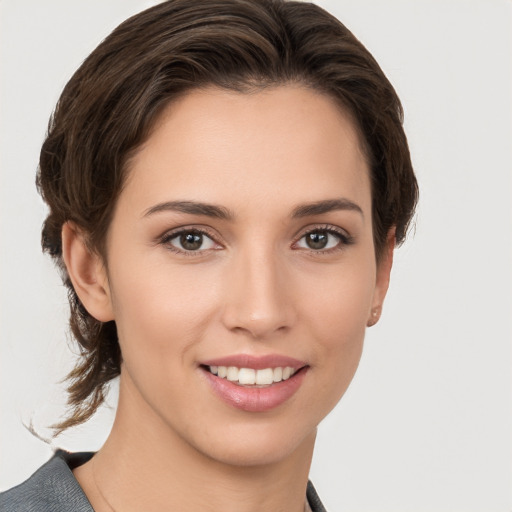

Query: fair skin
[[63, 85, 394, 512]]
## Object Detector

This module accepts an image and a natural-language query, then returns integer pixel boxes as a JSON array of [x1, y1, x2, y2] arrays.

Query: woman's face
[[98, 86, 392, 466]]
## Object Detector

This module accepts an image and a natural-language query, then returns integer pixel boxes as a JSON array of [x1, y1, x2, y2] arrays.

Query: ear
[[367, 227, 395, 327], [61, 222, 114, 322]]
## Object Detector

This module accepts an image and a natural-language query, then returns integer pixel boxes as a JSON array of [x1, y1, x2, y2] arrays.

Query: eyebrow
[[142, 197, 363, 221], [143, 200, 233, 220], [291, 198, 364, 218]]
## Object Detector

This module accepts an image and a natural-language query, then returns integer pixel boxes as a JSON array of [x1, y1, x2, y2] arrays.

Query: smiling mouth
[[203, 365, 300, 387], [201, 360, 308, 411]]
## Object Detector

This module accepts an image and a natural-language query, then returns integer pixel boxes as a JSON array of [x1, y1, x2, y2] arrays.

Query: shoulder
[[0, 450, 94, 512], [307, 480, 328, 512]]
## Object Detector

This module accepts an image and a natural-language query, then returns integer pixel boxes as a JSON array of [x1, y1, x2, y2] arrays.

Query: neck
[[79, 374, 316, 512]]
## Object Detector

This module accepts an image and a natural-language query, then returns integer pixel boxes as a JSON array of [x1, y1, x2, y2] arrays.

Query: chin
[[202, 438, 313, 468], [181, 416, 318, 468]]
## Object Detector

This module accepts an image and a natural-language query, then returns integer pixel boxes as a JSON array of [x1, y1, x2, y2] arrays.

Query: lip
[[200, 354, 309, 412], [201, 354, 306, 370]]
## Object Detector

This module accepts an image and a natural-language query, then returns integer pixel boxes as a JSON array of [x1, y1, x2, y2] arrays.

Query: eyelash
[[159, 224, 354, 256], [293, 225, 354, 255], [159, 226, 221, 257]]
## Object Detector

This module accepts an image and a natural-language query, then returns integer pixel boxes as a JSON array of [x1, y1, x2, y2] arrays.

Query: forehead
[[122, 85, 371, 217]]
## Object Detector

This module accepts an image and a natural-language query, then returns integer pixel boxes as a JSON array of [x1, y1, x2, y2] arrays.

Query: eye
[[294, 227, 352, 252], [163, 229, 218, 252]]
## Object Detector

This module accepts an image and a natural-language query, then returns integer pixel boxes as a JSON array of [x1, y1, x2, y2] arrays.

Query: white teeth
[[226, 366, 239, 381], [238, 368, 256, 385], [208, 365, 297, 386], [256, 368, 274, 385]]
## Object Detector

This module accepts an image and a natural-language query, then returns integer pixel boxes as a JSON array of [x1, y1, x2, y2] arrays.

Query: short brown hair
[[37, 0, 418, 433]]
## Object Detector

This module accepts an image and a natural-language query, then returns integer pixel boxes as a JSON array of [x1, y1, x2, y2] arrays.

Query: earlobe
[[367, 228, 396, 327], [61, 222, 114, 322]]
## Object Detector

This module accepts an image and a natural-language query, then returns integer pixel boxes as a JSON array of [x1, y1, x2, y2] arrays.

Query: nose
[[220, 246, 296, 339]]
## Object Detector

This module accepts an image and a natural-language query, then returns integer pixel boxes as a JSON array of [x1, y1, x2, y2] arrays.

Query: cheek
[[301, 257, 376, 340], [106, 261, 221, 413], [309, 282, 369, 376], [108, 257, 223, 358], [298, 258, 376, 403]]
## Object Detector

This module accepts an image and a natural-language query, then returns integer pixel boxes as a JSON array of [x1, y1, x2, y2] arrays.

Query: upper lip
[[200, 354, 307, 370]]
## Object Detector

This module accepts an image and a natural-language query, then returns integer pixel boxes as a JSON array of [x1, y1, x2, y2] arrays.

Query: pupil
[[180, 232, 202, 250], [307, 231, 328, 250]]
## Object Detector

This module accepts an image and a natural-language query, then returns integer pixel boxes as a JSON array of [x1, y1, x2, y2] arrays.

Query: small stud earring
[[367, 307, 380, 327]]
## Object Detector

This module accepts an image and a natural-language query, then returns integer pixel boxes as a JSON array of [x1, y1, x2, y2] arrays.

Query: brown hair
[[37, 0, 418, 434]]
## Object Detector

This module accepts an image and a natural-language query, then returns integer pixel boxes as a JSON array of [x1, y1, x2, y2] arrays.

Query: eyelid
[[156, 223, 353, 256], [158, 225, 224, 254], [292, 224, 354, 251]]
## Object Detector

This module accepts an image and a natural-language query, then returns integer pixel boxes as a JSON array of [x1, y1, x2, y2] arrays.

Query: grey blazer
[[0, 450, 327, 511]]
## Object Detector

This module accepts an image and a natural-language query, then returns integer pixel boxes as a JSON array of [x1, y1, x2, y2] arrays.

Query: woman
[[1, 0, 417, 510]]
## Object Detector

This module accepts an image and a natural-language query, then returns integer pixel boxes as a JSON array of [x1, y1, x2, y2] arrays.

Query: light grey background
[[1, 1, 511, 510]]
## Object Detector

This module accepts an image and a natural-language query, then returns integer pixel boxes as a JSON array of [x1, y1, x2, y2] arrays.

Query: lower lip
[[202, 367, 308, 412]]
